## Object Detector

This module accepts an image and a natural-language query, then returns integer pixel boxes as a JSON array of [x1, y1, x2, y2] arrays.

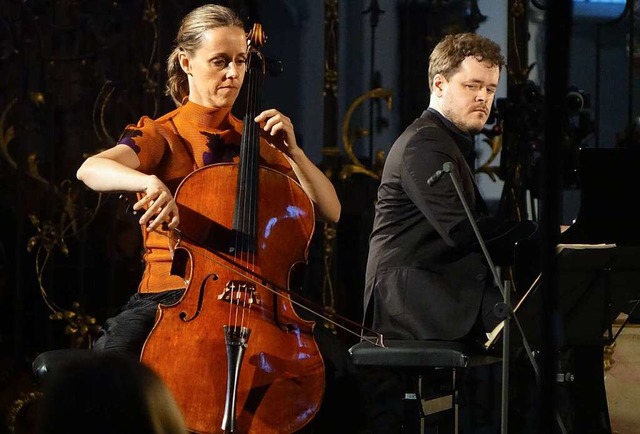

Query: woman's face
[[180, 26, 247, 108]]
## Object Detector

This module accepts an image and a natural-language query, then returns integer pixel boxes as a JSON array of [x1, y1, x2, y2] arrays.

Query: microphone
[[427, 161, 454, 186]]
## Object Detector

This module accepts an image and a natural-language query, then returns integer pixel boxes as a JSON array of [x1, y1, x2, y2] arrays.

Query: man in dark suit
[[363, 32, 535, 433]]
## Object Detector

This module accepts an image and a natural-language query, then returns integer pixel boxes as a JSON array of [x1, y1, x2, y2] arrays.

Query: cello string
[[119, 184, 383, 345], [235, 33, 258, 332], [234, 32, 263, 333], [242, 40, 260, 332], [159, 227, 384, 347]]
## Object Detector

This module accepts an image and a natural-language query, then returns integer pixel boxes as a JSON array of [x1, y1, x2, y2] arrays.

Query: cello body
[[140, 163, 324, 433]]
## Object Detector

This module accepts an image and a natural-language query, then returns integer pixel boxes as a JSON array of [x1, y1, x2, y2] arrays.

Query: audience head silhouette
[[35, 352, 187, 434]]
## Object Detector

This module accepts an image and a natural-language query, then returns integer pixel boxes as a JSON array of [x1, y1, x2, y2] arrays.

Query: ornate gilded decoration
[[6, 390, 43, 434], [140, 0, 161, 116], [339, 87, 392, 181], [475, 120, 504, 181], [0, 0, 162, 352], [320, 0, 341, 332], [26, 180, 103, 348], [324, 0, 339, 98], [93, 81, 117, 146], [321, 222, 337, 333], [0, 96, 102, 348], [322, 0, 340, 164], [0, 99, 17, 169], [497, 0, 538, 222]]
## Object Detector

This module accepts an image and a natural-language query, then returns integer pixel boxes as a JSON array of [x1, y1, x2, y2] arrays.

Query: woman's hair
[[428, 32, 505, 92], [166, 4, 245, 106], [35, 353, 188, 434]]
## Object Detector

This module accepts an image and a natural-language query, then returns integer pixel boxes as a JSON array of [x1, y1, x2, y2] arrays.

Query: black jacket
[[364, 109, 528, 340]]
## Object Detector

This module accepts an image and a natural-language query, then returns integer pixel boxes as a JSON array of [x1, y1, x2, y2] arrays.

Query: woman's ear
[[178, 51, 191, 75]]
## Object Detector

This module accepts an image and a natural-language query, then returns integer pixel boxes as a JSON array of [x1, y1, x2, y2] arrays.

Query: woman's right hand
[[77, 145, 180, 232], [134, 175, 180, 232]]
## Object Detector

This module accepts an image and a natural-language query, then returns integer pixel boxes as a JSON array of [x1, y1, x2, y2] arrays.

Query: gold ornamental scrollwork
[[0, 98, 18, 169], [324, 0, 339, 98], [321, 222, 337, 333], [1, 97, 103, 348], [475, 120, 504, 181], [6, 390, 44, 434], [26, 180, 103, 348], [340, 87, 392, 181]]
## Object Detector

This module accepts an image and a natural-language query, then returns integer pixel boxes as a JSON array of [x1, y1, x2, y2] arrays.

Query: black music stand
[[486, 244, 640, 349], [485, 244, 640, 433]]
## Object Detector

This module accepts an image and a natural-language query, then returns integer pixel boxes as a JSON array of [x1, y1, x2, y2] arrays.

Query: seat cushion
[[348, 339, 501, 369], [32, 349, 96, 381]]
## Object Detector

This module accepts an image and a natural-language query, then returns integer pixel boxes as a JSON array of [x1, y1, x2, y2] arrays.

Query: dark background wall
[[0, 1, 638, 431]]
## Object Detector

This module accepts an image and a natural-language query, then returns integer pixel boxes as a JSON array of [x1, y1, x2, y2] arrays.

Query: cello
[[140, 24, 325, 433]]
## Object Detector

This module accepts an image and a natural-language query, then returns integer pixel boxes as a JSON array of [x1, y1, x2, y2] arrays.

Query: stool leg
[[418, 369, 457, 434], [417, 375, 429, 434], [405, 375, 421, 434], [453, 368, 459, 434]]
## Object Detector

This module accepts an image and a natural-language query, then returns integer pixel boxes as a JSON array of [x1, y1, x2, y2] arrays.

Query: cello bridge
[[218, 280, 260, 307]]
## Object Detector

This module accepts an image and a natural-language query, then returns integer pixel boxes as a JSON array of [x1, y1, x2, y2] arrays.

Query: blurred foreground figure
[[35, 353, 188, 434]]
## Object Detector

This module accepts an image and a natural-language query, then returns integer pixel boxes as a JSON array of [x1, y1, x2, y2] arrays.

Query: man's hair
[[428, 33, 505, 92], [166, 4, 246, 106]]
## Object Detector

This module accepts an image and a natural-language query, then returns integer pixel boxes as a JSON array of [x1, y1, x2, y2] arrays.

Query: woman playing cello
[[77, 3, 339, 353], [76, 4, 341, 432]]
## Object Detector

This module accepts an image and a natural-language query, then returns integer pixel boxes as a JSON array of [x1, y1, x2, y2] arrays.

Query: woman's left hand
[[254, 109, 300, 159]]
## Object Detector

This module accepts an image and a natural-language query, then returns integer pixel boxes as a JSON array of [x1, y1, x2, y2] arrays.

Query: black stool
[[349, 339, 501, 434], [32, 349, 96, 382]]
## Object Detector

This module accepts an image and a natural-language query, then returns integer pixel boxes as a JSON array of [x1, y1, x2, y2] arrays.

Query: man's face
[[433, 56, 500, 134]]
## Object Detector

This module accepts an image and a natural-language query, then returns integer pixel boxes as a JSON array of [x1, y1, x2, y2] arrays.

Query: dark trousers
[[93, 289, 184, 354]]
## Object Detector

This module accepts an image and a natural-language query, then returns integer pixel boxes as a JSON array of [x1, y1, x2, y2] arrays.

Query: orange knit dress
[[116, 100, 294, 293]]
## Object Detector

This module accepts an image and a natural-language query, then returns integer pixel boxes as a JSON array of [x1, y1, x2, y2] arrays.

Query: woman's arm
[[255, 109, 341, 223], [77, 145, 180, 231], [285, 147, 341, 224]]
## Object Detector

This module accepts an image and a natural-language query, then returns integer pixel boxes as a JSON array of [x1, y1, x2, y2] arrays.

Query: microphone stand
[[436, 162, 540, 434]]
